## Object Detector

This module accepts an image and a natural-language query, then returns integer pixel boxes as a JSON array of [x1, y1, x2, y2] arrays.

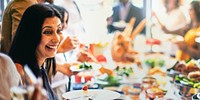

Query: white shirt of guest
[[119, 2, 131, 21]]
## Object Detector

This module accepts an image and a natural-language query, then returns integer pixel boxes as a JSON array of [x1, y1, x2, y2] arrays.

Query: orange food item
[[99, 67, 113, 76]]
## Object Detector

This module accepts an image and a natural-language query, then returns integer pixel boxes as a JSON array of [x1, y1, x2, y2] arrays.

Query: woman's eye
[[43, 30, 52, 34]]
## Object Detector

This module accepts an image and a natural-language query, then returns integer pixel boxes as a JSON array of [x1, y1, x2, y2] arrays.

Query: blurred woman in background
[[161, 1, 200, 61]]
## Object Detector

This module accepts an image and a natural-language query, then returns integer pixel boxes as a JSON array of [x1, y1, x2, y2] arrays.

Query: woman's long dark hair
[[9, 4, 62, 78]]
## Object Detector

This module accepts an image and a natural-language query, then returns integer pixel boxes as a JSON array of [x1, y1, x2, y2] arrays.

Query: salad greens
[[115, 66, 134, 77], [98, 75, 122, 87], [79, 62, 92, 70], [144, 58, 165, 68], [175, 75, 200, 88]]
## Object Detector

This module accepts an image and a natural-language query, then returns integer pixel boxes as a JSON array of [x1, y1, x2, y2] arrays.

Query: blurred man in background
[[107, 0, 145, 34]]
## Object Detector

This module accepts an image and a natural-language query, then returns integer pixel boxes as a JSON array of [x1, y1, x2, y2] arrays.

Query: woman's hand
[[175, 41, 187, 52], [56, 63, 79, 76], [77, 50, 97, 62], [31, 78, 47, 100], [161, 26, 171, 33], [57, 35, 79, 53]]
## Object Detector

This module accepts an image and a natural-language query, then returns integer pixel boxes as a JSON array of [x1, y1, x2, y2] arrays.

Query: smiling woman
[[36, 16, 63, 67], [8, 4, 64, 100]]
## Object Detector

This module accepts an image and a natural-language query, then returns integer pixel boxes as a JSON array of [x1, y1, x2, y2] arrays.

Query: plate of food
[[62, 89, 121, 100], [174, 74, 200, 97], [113, 20, 128, 28], [70, 62, 102, 72], [70, 65, 85, 72]]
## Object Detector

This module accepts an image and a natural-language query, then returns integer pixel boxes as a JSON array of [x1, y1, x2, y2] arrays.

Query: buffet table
[[60, 34, 200, 100]]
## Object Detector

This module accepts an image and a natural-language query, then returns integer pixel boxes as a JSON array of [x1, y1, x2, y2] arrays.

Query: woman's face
[[189, 5, 196, 22], [168, 0, 176, 9], [62, 12, 68, 30], [36, 16, 63, 61]]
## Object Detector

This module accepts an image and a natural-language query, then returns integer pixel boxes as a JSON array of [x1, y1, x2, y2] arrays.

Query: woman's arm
[[57, 36, 79, 53], [187, 43, 200, 60], [152, 11, 188, 37], [176, 41, 200, 60], [161, 26, 188, 37], [56, 63, 73, 76]]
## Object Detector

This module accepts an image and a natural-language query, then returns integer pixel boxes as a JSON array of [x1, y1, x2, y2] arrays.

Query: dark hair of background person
[[45, 0, 54, 4], [52, 5, 69, 25], [191, 1, 200, 22], [164, 0, 180, 12], [8, 4, 62, 78]]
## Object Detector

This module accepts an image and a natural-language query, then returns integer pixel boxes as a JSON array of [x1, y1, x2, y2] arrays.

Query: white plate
[[62, 89, 121, 100], [70, 65, 84, 72], [70, 62, 102, 72], [112, 21, 127, 28]]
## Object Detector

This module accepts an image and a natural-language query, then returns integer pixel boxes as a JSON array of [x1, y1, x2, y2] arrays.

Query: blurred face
[[62, 12, 68, 30], [119, 0, 129, 5], [168, 0, 176, 9], [36, 16, 63, 62], [189, 5, 196, 22]]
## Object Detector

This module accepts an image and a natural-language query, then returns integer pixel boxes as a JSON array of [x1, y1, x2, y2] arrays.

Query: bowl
[[142, 77, 156, 84], [192, 93, 200, 100], [167, 69, 181, 82], [146, 88, 167, 100], [128, 87, 141, 95], [174, 80, 200, 98], [141, 77, 158, 91]]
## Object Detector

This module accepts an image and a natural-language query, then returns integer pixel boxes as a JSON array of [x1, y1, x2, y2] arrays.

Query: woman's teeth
[[46, 45, 57, 49]]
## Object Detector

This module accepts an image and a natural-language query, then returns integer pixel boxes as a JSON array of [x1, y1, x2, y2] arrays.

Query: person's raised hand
[[161, 25, 170, 33], [57, 35, 79, 53], [175, 41, 187, 52], [56, 62, 81, 76], [77, 50, 98, 62]]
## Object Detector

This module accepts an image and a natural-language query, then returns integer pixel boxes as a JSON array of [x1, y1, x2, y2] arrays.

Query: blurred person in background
[[160, 1, 200, 61], [54, 0, 85, 36], [0, 52, 48, 100], [153, 0, 187, 31], [0, 31, 21, 100], [107, 0, 145, 33], [55, 0, 113, 46], [0, 0, 38, 54], [152, 0, 188, 56], [0, 53, 21, 100]]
